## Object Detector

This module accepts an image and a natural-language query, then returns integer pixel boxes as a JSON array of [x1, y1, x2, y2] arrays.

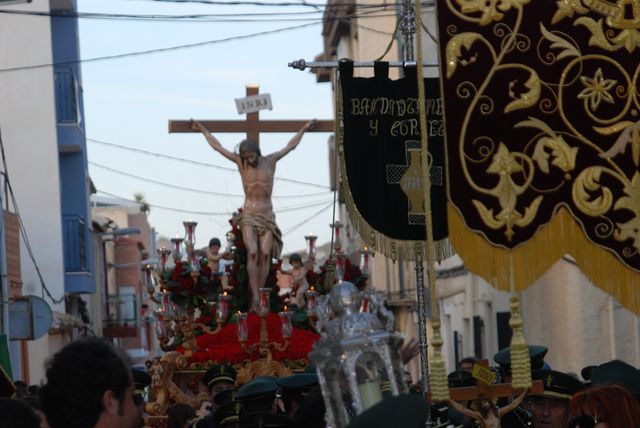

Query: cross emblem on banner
[[385, 140, 443, 226], [168, 84, 334, 145]]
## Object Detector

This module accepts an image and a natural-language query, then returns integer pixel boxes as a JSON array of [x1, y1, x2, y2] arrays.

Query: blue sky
[[77, 0, 335, 254]]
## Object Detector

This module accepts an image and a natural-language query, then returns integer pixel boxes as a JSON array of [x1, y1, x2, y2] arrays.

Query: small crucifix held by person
[[191, 118, 317, 313]]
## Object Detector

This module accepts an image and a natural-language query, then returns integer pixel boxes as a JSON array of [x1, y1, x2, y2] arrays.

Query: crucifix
[[168, 84, 333, 313], [168, 84, 334, 144], [429, 360, 543, 428]]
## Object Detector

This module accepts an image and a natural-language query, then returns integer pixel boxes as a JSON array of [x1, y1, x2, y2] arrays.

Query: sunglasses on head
[[569, 414, 602, 428]]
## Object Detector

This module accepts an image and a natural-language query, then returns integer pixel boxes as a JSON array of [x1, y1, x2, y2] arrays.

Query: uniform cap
[[132, 369, 151, 397], [493, 345, 548, 373], [203, 364, 237, 390], [530, 369, 584, 400], [591, 359, 640, 397]]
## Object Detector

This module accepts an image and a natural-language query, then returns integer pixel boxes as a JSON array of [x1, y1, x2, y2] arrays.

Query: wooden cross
[[168, 84, 334, 145], [428, 359, 543, 402]]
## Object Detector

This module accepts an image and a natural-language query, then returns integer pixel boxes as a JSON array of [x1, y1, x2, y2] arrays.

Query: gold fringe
[[335, 71, 454, 263], [429, 320, 451, 401], [448, 204, 640, 314], [508, 295, 532, 390]]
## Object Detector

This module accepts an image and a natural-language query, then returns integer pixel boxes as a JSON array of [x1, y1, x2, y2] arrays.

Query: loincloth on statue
[[238, 212, 283, 258]]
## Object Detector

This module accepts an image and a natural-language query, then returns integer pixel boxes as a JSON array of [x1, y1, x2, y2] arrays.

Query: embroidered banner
[[338, 62, 450, 261], [436, 1, 639, 311]]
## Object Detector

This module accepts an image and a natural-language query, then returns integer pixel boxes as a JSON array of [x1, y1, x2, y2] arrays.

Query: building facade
[[0, 0, 95, 383]]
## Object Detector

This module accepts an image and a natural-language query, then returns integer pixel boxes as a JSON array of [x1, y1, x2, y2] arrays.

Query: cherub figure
[[446, 390, 528, 428], [149, 357, 164, 388]]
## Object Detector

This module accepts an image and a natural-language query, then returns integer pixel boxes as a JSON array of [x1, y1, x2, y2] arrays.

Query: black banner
[[339, 61, 448, 244]]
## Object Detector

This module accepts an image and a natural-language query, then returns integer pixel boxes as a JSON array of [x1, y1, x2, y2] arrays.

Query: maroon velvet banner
[[436, 0, 640, 274]]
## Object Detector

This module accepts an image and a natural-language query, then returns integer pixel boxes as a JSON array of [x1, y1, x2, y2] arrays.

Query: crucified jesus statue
[[446, 390, 528, 428], [191, 119, 317, 313]]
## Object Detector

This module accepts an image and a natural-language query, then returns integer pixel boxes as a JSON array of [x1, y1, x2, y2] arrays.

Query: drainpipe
[[0, 176, 8, 337]]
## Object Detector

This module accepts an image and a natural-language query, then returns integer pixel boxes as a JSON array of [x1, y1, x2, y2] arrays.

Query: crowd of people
[[1, 338, 639, 428]]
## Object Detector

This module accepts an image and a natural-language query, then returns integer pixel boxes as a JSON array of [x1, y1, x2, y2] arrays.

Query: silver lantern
[[310, 281, 407, 428]]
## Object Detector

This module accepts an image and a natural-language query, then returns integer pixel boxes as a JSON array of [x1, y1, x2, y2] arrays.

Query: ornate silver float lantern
[[309, 281, 407, 428]]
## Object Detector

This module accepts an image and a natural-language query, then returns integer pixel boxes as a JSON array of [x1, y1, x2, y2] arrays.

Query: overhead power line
[[88, 138, 330, 190], [0, 6, 403, 73], [95, 190, 332, 215], [0, 21, 320, 73], [89, 161, 330, 198], [0, 8, 398, 21], [283, 200, 333, 235]]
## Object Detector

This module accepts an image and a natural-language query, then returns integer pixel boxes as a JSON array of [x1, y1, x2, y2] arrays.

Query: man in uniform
[[132, 369, 151, 428], [493, 345, 549, 428], [192, 119, 317, 312], [203, 364, 236, 407], [194, 364, 237, 428], [524, 369, 584, 428]]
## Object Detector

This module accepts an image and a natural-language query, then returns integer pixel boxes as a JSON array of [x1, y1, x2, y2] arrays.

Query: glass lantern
[[310, 281, 406, 427], [183, 220, 198, 247], [306, 287, 318, 317], [305, 233, 318, 259], [330, 221, 344, 252], [170, 236, 184, 263], [236, 312, 248, 342], [359, 246, 371, 279], [157, 247, 171, 271], [258, 287, 271, 317], [279, 308, 293, 338], [216, 292, 230, 323]]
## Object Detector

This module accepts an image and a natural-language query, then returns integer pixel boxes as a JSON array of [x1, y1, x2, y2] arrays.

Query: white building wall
[[0, 0, 66, 384], [521, 258, 640, 374]]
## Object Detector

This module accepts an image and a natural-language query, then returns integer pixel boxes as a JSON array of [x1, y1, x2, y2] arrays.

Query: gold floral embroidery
[[577, 68, 617, 111]]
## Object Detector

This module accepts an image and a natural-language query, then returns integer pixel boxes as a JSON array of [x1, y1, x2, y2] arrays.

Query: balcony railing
[[54, 68, 79, 125], [62, 214, 87, 272], [104, 293, 138, 326], [103, 293, 138, 338]]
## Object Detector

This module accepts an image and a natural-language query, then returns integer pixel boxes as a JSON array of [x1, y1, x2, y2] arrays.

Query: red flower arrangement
[[183, 313, 320, 364], [160, 258, 214, 309]]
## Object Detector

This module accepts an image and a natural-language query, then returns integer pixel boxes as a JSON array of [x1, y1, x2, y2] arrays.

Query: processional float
[[141, 215, 378, 426]]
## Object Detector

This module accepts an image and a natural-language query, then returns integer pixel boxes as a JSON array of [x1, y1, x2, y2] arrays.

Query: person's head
[[493, 345, 548, 381], [569, 384, 640, 428], [14, 380, 29, 398], [473, 396, 497, 418], [276, 373, 318, 417], [22, 395, 50, 428], [525, 370, 584, 428], [131, 369, 151, 425], [195, 400, 212, 418], [209, 238, 221, 254], [458, 357, 477, 373], [167, 403, 196, 428], [214, 400, 243, 428], [203, 365, 236, 407], [0, 397, 41, 428], [236, 376, 279, 413], [40, 337, 140, 428], [238, 140, 261, 167], [289, 253, 302, 268], [590, 359, 640, 398]]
